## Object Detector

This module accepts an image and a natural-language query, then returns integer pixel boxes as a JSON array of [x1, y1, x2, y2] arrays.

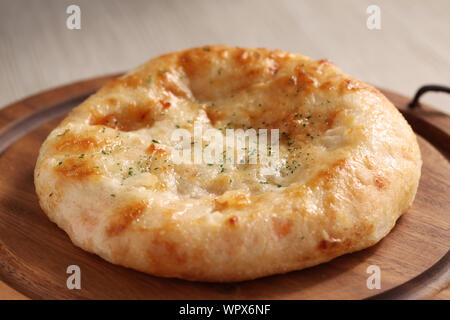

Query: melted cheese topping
[[47, 49, 360, 203]]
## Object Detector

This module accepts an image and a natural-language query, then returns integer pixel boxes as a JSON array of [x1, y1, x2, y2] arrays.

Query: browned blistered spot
[[351, 223, 375, 243], [318, 59, 332, 65], [45, 188, 61, 211], [286, 185, 305, 199], [364, 223, 375, 235], [346, 79, 358, 90], [55, 158, 97, 179], [104, 78, 121, 89], [320, 81, 334, 90], [319, 224, 374, 251], [318, 239, 341, 251], [268, 111, 297, 139], [80, 213, 99, 232], [163, 81, 188, 98], [228, 216, 239, 226], [267, 62, 280, 75], [339, 79, 359, 93], [106, 97, 117, 105], [55, 136, 98, 153], [294, 65, 315, 87], [122, 75, 144, 88], [231, 49, 278, 74], [148, 234, 187, 268], [90, 103, 154, 131], [106, 201, 147, 237], [157, 240, 186, 264], [213, 200, 229, 212], [238, 49, 250, 63], [156, 68, 189, 98], [272, 217, 293, 238], [205, 107, 224, 125], [231, 48, 251, 65], [213, 192, 250, 212], [318, 239, 329, 250], [92, 114, 120, 129], [179, 48, 212, 78], [325, 109, 343, 129], [206, 175, 232, 196], [180, 47, 282, 102], [374, 174, 387, 190], [105, 74, 144, 89], [146, 143, 167, 156], [159, 99, 171, 109], [363, 156, 376, 171], [310, 159, 347, 188], [288, 75, 297, 85]]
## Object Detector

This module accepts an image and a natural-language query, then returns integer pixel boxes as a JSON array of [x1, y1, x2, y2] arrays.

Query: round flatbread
[[34, 46, 421, 282]]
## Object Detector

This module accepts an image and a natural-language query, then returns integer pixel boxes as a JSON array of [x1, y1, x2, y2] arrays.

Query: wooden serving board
[[0, 75, 448, 300]]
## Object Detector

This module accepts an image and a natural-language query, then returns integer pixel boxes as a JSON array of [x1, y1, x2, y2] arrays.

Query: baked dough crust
[[34, 46, 421, 281]]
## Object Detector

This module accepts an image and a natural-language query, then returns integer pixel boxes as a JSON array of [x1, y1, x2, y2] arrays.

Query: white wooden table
[[0, 0, 448, 299]]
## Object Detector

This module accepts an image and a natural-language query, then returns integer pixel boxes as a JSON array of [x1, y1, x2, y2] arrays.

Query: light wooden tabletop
[[0, 0, 448, 299]]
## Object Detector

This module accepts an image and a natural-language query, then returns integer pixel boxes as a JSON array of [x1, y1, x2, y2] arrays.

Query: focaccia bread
[[34, 46, 421, 281]]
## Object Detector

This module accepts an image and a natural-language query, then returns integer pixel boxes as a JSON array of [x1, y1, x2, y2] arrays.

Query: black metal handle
[[408, 84, 450, 109]]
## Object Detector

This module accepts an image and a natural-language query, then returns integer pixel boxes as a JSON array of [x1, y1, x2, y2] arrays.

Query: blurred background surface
[[0, 0, 449, 113]]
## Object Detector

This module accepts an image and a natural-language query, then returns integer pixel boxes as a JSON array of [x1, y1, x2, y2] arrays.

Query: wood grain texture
[[0, 75, 448, 300], [0, 281, 28, 300], [434, 287, 450, 300], [0, 0, 449, 114]]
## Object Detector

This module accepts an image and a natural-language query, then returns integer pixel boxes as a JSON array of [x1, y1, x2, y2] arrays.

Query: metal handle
[[408, 84, 450, 109]]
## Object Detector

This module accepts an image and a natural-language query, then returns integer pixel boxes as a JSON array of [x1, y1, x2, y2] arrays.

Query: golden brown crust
[[34, 46, 422, 281]]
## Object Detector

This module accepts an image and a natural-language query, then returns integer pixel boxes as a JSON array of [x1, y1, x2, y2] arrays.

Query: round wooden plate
[[0, 75, 448, 300]]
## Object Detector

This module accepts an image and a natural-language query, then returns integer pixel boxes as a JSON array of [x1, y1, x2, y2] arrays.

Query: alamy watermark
[[66, 265, 81, 290], [366, 265, 381, 290], [170, 122, 280, 175], [66, 5, 81, 30], [366, 5, 381, 30]]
